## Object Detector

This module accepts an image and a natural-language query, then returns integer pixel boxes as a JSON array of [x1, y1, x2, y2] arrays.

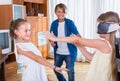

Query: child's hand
[[54, 67, 69, 74], [70, 34, 81, 46], [44, 31, 56, 47], [44, 31, 56, 41], [61, 67, 69, 72], [49, 40, 56, 47]]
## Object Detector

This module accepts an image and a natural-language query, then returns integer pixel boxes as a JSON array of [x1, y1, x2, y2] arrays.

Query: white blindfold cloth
[[97, 22, 120, 34]]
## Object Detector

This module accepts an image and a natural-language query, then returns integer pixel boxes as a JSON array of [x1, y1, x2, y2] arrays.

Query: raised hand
[[44, 31, 56, 40], [44, 31, 56, 47], [70, 34, 80, 45]]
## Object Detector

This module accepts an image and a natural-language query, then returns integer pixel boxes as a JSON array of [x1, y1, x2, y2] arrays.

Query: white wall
[[0, 0, 12, 4]]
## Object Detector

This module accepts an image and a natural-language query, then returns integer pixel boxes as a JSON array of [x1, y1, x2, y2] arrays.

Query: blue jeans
[[54, 54, 75, 81]]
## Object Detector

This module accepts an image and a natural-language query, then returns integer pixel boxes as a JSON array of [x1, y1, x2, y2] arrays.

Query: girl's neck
[[17, 38, 29, 43]]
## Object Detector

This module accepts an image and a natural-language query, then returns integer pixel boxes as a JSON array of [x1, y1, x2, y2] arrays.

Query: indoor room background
[[48, 0, 120, 62]]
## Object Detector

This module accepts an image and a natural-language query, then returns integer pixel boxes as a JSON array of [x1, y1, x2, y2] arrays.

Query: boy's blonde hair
[[55, 3, 67, 13]]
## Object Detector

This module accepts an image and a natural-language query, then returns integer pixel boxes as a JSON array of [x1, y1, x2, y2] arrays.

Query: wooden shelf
[[6, 53, 16, 64], [0, 47, 17, 77], [13, 0, 24, 5], [0, 54, 8, 81], [24, 0, 48, 16], [24, 0, 45, 4], [5, 61, 17, 77]]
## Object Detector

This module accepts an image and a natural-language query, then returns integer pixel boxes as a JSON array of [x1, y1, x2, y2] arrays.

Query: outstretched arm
[[78, 46, 94, 61], [16, 45, 69, 73], [44, 31, 109, 51], [44, 31, 79, 44]]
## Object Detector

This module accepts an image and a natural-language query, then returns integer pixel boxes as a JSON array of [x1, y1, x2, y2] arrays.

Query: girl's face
[[55, 7, 66, 21], [15, 22, 31, 42]]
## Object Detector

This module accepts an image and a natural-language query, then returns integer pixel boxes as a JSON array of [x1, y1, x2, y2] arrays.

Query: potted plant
[[30, 8, 35, 16]]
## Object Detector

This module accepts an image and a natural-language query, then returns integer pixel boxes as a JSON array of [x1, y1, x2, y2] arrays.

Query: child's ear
[[14, 29, 19, 35]]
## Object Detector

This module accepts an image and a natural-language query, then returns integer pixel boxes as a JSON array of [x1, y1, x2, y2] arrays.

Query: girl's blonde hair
[[109, 31, 117, 81], [97, 11, 119, 23]]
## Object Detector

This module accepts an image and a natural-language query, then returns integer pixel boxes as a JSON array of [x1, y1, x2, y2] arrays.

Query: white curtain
[[48, 0, 120, 61]]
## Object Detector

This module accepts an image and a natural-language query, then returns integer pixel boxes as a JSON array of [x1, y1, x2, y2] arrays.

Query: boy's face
[[55, 7, 66, 21]]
